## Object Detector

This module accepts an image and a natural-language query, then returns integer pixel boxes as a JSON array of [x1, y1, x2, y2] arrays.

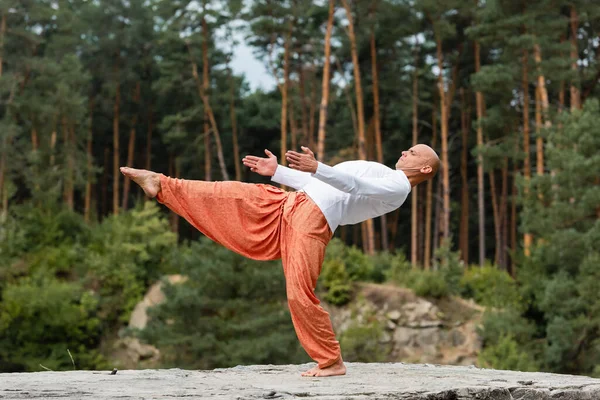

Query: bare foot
[[301, 358, 346, 377], [120, 167, 161, 198]]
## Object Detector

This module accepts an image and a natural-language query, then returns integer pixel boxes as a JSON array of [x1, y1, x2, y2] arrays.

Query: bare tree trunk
[[228, 65, 242, 181], [522, 49, 532, 257], [31, 126, 38, 151], [113, 66, 121, 215], [299, 64, 309, 146], [280, 29, 291, 169], [510, 156, 517, 276], [204, 115, 211, 181], [335, 58, 359, 138], [342, 0, 374, 254], [122, 82, 140, 210], [102, 147, 108, 216], [317, 0, 335, 161], [411, 50, 419, 266], [290, 87, 299, 151], [371, 20, 388, 252], [309, 72, 317, 149], [85, 98, 94, 222], [475, 40, 486, 267], [500, 157, 508, 270], [435, 34, 450, 242], [570, 6, 581, 110], [489, 170, 500, 266], [424, 101, 437, 270], [459, 88, 470, 265], [146, 104, 153, 171], [433, 174, 442, 258], [62, 116, 74, 210], [534, 44, 549, 176]]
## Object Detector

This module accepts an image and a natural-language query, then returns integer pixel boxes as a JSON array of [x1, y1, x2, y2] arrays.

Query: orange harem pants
[[156, 174, 341, 368]]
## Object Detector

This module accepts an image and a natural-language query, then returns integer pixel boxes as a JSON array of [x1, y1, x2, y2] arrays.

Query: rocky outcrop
[[110, 275, 187, 369], [325, 283, 484, 365], [2, 363, 599, 399]]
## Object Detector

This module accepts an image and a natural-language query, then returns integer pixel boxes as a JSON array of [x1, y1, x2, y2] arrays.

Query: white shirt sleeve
[[270, 165, 313, 190], [311, 161, 411, 203]]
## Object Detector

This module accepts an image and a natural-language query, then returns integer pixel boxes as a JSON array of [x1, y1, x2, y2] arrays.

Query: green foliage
[[460, 264, 523, 311], [339, 310, 386, 363], [0, 273, 106, 372], [478, 334, 539, 372], [82, 201, 177, 325], [138, 238, 307, 369]]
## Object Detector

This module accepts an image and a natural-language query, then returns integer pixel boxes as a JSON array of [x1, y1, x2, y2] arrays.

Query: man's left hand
[[286, 146, 318, 174]]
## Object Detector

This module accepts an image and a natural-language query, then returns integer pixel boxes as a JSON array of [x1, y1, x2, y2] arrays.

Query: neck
[[398, 168, 425, 188]]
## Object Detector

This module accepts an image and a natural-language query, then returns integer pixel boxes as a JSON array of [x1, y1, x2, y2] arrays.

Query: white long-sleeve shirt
[[271, 160, 412, 234]]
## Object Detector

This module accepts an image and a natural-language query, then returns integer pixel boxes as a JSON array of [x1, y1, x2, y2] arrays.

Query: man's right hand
[[242, 149, 278, 177]]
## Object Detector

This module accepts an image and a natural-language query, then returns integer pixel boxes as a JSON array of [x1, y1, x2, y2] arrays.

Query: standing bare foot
[[120, 167, 161, 198], [301, 358, 346, 377]]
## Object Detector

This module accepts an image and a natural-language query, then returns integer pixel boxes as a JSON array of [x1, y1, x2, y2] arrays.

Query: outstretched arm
[[286, 147, 410, 202], [242, 149, 312, 190]]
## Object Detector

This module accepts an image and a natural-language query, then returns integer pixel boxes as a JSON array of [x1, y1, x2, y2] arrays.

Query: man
[[120, 144, 439, 377]]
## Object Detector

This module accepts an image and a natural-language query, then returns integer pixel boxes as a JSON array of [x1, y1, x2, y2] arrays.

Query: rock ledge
[[2, 363, 599, 399]]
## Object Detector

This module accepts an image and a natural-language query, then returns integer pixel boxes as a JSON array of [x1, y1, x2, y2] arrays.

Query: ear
[[420, 165, 433, 174]]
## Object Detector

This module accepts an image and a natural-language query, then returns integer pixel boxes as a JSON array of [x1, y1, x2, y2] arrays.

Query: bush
[[339, 319, 386, 362], [478, 334, 539, 372], [459, 263, 523, 311], [411, 270, 450, 298], [321, 259, 352, 306], [0, 273, 107, 372]]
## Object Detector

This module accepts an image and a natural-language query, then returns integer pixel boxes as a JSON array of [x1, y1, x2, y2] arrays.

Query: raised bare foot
[[120, 167, 161, 198], [301, 358, 346, 378]]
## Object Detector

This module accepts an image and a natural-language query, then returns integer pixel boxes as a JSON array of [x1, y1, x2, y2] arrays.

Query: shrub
[[339, 319, 386, 362], [460, 263, 523, 311], [478, 334, 539, 372]]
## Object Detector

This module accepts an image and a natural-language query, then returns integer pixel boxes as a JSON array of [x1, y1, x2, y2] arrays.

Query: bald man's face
[[395, 144, 439, 177]]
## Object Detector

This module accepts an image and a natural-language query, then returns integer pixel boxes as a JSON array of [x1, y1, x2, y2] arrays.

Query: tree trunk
[[280, 28, 292, 169], [411, 49, 419, 266], [570, 6, 581, 110], [229, 66, 242, 181], [187, 38, 229, 181], [489, 170, 501, 266], [371, 20, 388, 253], [290, 86, 299, 152], [113, 67, 120, 215], [102, 147, 109, 216], [522, 49, 532, 257], [433, 173, 442, 257], [85, 98, 94, 223], [500, 157, 508, 270], [475, 40, 486, 267], [204, 114, 211, 180], [61, 116, 74, 211], [535, 85, 543, 178], [459, 88, 470, 265], [31, 126, 38, 151], [309, 72, 317, 149], [299, 64, 309, 146], [146, 104, 153, 171], [435, 34, 450, 242], [335, 58, 359, 138], [122, 82, 140, 210], [317, 0, 335, 161], [424, 100, 437, 270], [510, 154, 517, 276], [534, 44, 549, 176], [342, 0, 374, 254]]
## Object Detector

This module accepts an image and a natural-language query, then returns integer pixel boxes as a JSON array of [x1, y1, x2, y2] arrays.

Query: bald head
[[414, 144, 440, 177], [395, 144, 440, 186]]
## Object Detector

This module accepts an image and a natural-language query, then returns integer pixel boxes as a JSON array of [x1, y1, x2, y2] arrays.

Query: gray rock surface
[[2, 363, 600, 399]]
